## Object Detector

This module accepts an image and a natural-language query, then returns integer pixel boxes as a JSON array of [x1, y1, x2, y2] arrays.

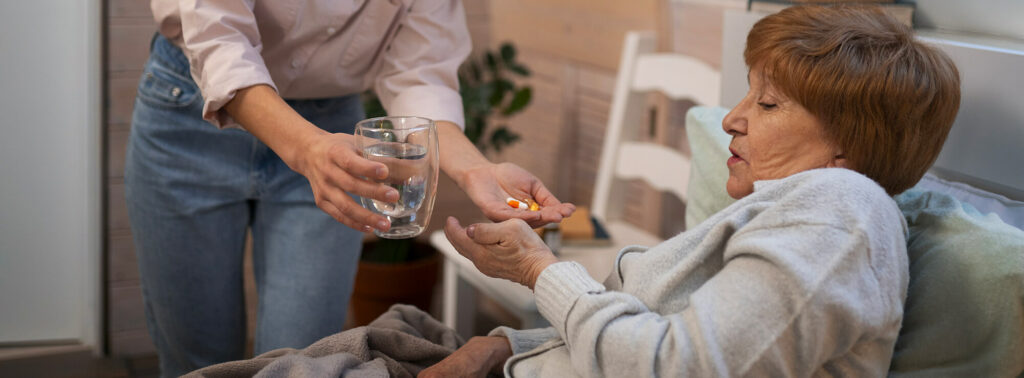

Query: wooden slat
[[106, 128, 129, 179], [669, 1, 732, 69], [107, 231, 138, 283], [632, 54, 721, 106], [490, 0, 659, 71], [107, 71, 141, 126], [615, 142, 690, 202], [108, 329, 155, 357], [107, 21, 155, 73], [107, 0, 153, 19], [107, 180, 130, 232], [107, 284, 146, 333]]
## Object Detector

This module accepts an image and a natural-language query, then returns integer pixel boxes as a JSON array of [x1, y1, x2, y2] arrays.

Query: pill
[[506, 197, 528, 210], [526, 198, 541, 211]]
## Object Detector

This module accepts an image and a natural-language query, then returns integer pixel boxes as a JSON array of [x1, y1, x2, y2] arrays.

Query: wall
[[907, 0, 1024, 40], [0, 0, 102, 349], [103, 0, 158, 357]]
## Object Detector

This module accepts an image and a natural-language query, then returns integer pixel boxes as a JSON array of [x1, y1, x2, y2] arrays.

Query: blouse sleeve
[[175, 0, 276, 128], [371, 0, 470, 129]]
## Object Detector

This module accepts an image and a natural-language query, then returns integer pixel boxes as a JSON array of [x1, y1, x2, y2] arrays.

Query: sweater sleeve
[[488, 326, 559, 355], [532, 176, 907, 376]]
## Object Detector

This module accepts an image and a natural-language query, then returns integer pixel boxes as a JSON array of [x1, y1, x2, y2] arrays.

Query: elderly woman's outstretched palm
[[443, 216, 558, 289]]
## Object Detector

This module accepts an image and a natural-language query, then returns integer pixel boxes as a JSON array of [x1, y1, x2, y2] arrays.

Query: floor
[[0, 345, 158, 378], [0, 291, 515, 377]]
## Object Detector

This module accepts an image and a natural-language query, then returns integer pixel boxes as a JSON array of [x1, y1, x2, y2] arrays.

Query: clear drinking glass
[[355, 116, 439, 239]]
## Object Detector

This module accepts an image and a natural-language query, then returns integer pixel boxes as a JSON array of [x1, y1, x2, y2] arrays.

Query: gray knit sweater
[[490, 168, 909, 377]]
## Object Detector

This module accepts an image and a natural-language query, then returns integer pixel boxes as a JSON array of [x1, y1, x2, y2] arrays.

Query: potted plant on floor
[[350, 42, 533, 326]]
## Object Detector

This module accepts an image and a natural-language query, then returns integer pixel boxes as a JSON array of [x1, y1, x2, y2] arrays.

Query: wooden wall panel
[[497, 52, 569, 193], [490, 0, 660, 71], [103, 0, 160, 358]]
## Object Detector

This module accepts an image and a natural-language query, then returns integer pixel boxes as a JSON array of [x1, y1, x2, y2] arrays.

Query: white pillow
[[915, 173, 1024, 231]]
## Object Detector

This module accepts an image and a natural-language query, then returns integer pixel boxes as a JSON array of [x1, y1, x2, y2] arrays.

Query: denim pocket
[[136, 61, 199, 109]]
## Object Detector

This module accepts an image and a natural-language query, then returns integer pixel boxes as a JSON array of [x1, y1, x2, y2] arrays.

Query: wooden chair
[[590, 30, 720, 247], [429, 31, 722, 336]]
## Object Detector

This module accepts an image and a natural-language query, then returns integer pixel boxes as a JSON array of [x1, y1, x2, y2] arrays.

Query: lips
[[728, 147, 745, 166]]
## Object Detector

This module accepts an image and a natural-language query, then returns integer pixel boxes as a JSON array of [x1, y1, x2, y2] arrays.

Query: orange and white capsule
[[506, 197, 529, 210]]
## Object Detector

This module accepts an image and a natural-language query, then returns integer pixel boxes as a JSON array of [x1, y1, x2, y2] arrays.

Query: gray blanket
[[185, 304, 464, 378]]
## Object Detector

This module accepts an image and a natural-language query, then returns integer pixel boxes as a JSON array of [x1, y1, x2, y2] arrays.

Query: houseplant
[[350, 42, 533, 326]]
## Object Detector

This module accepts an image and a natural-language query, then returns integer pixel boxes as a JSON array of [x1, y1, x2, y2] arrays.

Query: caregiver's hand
[[461, 163, 576, 228], [417, 336, 513, 378], [294, 132, 399, 232], [435, 121, 574, 229], [444, 217, 558, 289], [225, 84, 397, 232]]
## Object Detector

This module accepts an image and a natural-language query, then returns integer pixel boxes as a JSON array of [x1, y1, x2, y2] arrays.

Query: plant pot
[[349, 246, 441, 327]]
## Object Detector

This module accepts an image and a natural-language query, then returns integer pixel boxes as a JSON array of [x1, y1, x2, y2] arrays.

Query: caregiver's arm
[[173, 0, 396, 232], [373, 0, 574, 227], [437, 122, 575, 228], [225, 85, 395, 232]]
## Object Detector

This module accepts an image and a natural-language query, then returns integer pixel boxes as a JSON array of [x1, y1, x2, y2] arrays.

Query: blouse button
[[291, 59, 301, 68], [327, 27, 337, 35]]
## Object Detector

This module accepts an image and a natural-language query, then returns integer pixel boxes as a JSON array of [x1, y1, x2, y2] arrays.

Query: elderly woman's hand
[[443, 217, 559, 289], [417, 336, 513, 378]]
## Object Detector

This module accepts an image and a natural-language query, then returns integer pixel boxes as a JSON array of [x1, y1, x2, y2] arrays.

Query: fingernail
[[377, 220, 389, 230], [385, 189, 399, 202], [466, 224, 476, 238], [375, 166, 386, 178]]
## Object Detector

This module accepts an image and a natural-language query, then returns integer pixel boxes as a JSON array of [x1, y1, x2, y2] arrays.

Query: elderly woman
[[425, 5, 960, 377]]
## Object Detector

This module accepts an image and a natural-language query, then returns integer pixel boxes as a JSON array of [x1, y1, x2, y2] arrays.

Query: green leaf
[[489, 127, 521, 153], [362, 90, 387, 118], [502, 87, 532, 116], [456, 43, 532, 153], [361, 238, 413, 263], [488, 78, 514, 107], [466, 60, 482, 83], [500, 43, 516, 64], [485, 51, 498, 76], [464, 117, 486, 145], [507, 63, 531, 77]]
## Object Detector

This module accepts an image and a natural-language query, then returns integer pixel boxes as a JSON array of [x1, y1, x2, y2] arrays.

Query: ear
[[828, 153, 850, 169]]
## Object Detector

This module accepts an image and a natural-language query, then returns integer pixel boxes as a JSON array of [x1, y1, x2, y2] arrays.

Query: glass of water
[[355, 116, 439, 239]]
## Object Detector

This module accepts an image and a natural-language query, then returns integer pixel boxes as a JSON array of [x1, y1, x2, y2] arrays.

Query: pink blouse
[[152, 0, 470, 128]]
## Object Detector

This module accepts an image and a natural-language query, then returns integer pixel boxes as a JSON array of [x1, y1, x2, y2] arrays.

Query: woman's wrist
[[526, 254, 559, 290], [285, 125, 330, 175], [436, 121, 491, 187], [224, 84, 328, 174], [484, 336, 514, 375]]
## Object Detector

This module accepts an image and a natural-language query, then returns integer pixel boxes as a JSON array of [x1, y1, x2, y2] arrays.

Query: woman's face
[[721, 68, 846, 199]]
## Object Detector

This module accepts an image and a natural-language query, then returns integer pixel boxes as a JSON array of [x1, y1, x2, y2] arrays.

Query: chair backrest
[[591, 31, 722, 223]]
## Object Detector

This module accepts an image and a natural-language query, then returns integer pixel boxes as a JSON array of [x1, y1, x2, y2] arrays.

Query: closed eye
[[758, 102, 777, 110]]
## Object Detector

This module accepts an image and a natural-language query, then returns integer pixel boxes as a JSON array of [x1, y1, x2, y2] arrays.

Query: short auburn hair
[[745, 5, 960, 195]]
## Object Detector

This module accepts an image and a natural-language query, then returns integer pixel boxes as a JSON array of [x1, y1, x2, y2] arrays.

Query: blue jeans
[[126, 34, 363, 377]]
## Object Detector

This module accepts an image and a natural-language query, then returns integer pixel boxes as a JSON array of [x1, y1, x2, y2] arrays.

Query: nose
[[722, 103, 746, 136]]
